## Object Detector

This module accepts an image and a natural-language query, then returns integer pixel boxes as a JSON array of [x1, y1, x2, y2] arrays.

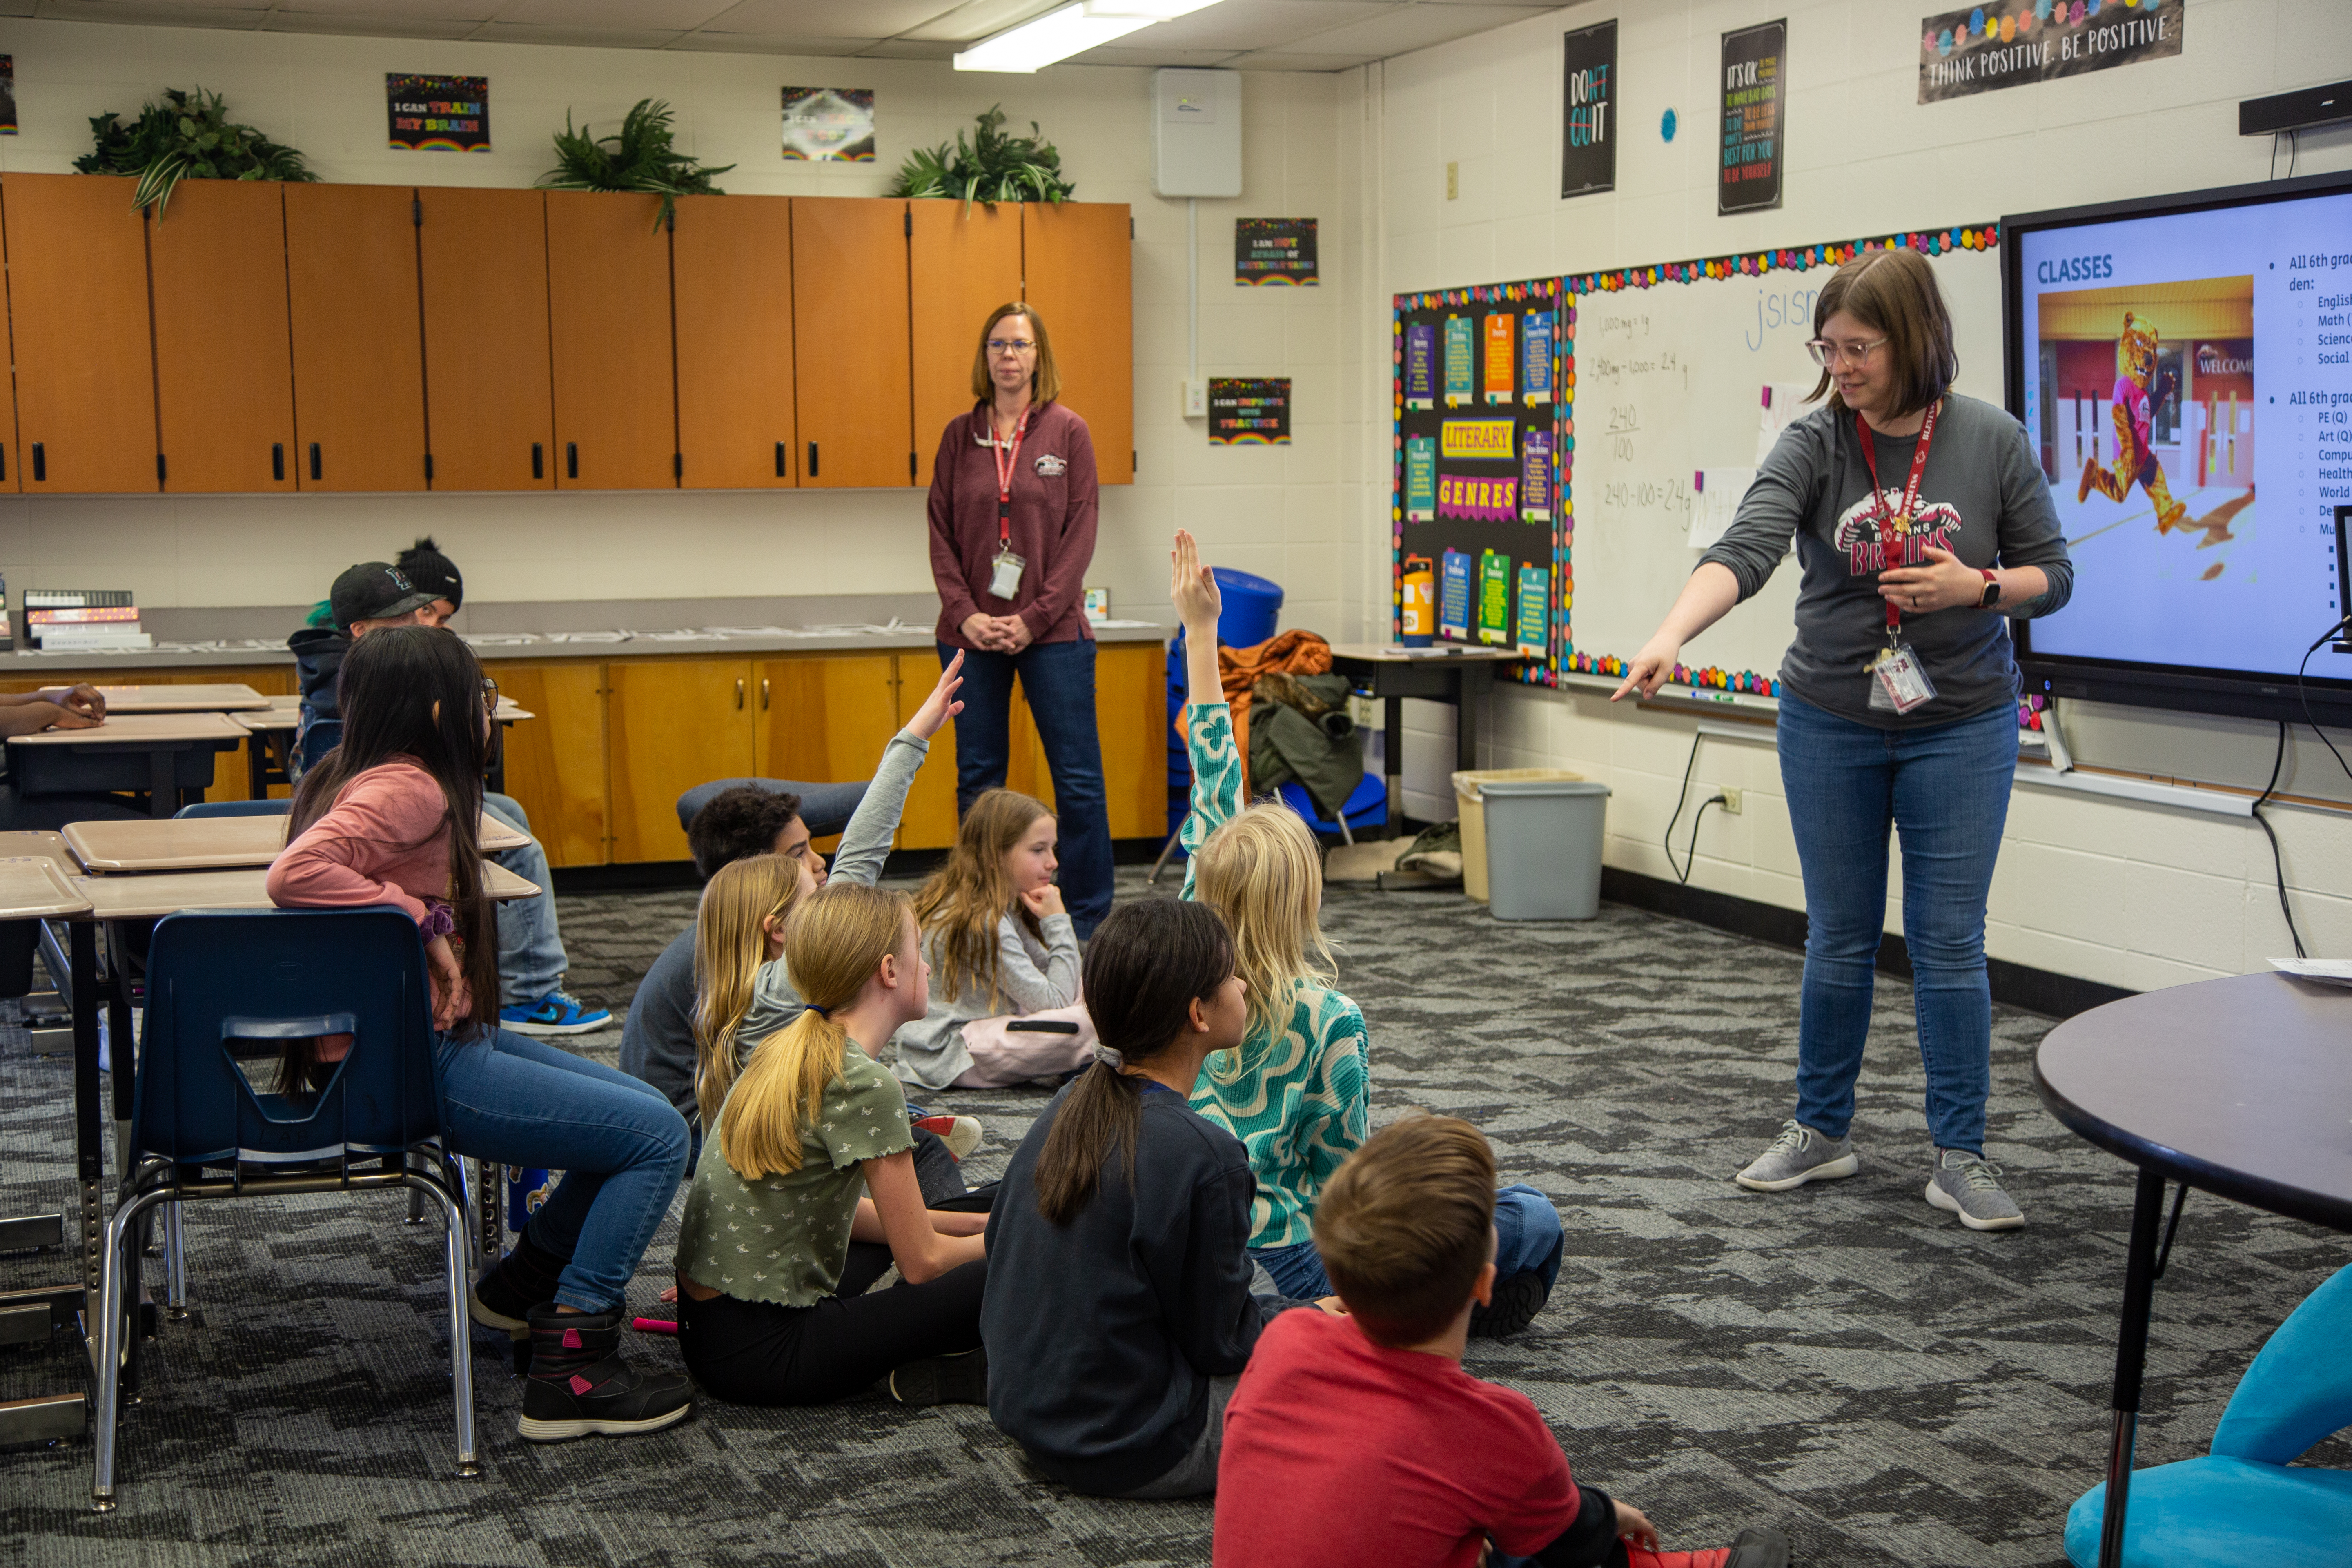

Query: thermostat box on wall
[[1153, 69, 1241, 198]]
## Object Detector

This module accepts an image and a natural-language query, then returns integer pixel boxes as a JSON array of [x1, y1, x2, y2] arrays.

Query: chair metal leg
[[413, 1172, 480, 1478], [162, 1200, 188, 1320], [91, 1185, 172, 1513], [1145, 827, 1184, 887]]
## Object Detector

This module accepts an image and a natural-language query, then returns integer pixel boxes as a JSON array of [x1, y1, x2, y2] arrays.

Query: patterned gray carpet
[[3, 871, 2346, 1567]]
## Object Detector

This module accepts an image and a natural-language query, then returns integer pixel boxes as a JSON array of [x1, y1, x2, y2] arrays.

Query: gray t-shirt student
[[1699, 393, 2074, 728]]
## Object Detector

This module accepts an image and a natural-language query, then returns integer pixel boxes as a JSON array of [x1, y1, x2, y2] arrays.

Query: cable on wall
[[2251, 719, 2304, 961], [1661, 731, 1727, 886]]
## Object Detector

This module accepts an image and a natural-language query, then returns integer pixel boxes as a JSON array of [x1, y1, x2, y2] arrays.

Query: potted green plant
[[75, 87, 318, 218], [539, 98, 733, 230], [890, 105, 1075, 214]]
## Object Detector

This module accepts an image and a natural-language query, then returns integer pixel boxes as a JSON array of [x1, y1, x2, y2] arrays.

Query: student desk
[[8, 713, 247, 819], [236, 699, 536, 798], [2034, 971, 2352, 1568], [62, 810, 531, 872], [1323, 644, 1530, 837], [0, 852, 539, 1448], [53, 684, 270, 714]]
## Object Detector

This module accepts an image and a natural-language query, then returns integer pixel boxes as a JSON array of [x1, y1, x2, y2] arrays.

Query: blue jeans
[[432, 1026, 690, 1313], [1776, 691, 2018, 1156], [1250, 1184, 1564, 1301], [483, 793, 565, 1007], [939, 639, 1113, 934]]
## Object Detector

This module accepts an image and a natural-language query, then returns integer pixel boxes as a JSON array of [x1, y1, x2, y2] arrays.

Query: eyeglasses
[[480, 677, 499, 715], [1805, 335, 1887, 367], [986, 338, 1038, 356]]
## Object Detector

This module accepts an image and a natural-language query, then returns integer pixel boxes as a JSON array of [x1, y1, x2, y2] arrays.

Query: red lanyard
[[1855, 398, 1940, 636], [986, 406, 1031, 550]]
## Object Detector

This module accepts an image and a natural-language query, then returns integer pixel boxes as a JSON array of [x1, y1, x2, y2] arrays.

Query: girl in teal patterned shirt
[[1169, 531, 1563, 1333]]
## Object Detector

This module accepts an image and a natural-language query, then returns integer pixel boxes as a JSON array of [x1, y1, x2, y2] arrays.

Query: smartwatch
[[1978, 569, 2001, 608]]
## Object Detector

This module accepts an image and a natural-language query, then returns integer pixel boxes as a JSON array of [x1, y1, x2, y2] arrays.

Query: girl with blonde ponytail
[[673, 881, 992, 1408]]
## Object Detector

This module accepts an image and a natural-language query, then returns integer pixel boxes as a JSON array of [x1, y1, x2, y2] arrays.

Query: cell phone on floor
[[1004, 1019, 1080, 1034]]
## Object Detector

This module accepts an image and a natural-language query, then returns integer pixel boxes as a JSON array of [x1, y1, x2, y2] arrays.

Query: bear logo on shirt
[[1833, 492, 1964, 576]]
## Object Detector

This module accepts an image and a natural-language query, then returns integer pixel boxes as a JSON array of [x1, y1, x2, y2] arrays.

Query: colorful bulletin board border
[[1391, 277, 1565, 687], [1394, 224, 2001, 699]]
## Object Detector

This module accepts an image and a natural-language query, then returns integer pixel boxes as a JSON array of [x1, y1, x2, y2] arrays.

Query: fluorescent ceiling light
[[954, 0, 1222, 72]]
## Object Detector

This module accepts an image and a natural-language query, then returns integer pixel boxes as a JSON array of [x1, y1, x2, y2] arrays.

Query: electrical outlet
[[1180, 378, 1207, 419], [1719, 787, 1742, 815], [1446, 161, 1459, 200], [1347, 694, 1379, 727]]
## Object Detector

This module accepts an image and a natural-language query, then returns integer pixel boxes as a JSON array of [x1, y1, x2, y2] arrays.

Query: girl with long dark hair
[[267, 624, 694, 1442], [981, 899, 1332, 1499]]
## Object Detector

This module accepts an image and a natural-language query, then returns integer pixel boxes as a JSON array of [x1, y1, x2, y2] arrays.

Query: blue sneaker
[[500, 991, 614, 1036]]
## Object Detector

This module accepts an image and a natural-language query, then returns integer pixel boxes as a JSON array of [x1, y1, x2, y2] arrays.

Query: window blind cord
[[2251, 718, 2304, 962], [1660, 731, 1726, 886]]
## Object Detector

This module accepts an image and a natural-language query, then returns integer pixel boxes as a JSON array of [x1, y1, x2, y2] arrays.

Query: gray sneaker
[[1734, 1120, 1859, 1192], [1925, 1149, 2025, 1230]]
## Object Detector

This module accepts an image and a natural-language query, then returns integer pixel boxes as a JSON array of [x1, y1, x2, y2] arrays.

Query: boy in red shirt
[[1213, 1116, 1788, 1568]]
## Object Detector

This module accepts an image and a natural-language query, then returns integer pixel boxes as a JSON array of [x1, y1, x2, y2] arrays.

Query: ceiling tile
[[1066, 44, 1248, 67], [33, 0, 269, 21], [852, 37, 963, 58], [668, 31, 879, 54], [270, 0, 494, 17], [465, 21, 696, 47], [265, 12, 487, 37], [694, 0, 956, 38], [1248, 2, 1546, 60], [490, 0, 733, 27], [894, 0, 1064, 44], [1120, 0, 1388, 53], [1222, 49, 1371, 71]]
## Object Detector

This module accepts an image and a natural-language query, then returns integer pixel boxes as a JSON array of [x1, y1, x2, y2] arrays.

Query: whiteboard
[[1566, 247, 2002, 682]]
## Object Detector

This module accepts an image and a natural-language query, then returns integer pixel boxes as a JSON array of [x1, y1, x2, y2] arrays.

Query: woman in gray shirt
[[1614, 248, 2072, 1233]]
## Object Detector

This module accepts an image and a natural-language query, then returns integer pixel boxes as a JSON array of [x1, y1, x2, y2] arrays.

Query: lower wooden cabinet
[[606, 659, 755, 864], [484, 660, 609, 868]]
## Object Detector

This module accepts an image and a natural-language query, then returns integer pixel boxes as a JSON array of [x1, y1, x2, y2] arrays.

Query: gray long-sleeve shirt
[[890, 906, 1080, 1091], [1698, 392, 2074, 728], [617, 729, 929, 1126]]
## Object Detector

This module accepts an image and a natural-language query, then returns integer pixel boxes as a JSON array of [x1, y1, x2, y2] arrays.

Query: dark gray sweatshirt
[[1698, 392, 2074, 728]]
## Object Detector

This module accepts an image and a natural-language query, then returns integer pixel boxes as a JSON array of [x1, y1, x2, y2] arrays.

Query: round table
[[2034, 970, 2352, 1568]]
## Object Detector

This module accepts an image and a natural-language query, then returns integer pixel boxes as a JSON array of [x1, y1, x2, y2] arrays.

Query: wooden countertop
[[63, 810, 530, 871]]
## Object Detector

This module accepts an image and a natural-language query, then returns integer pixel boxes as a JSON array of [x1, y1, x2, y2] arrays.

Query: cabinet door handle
[[774, 441, 786, 479], [734, 678, 745, 710], [532, 442, 544, 480], [566, 442, 579, 480], [272, 443, 285, 482], [806, 441, 818, 479], [31, 442, 44, 483], [760, 677, 770, 710], [309, 443, 323, 482]]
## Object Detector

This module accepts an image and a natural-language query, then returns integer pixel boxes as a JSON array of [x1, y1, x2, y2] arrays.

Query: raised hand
[[909, 650, 967, 739], [1169, 529, 1221, 635]]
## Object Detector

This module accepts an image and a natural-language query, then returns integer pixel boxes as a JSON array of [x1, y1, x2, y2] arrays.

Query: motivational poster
[[1483, 314, 1515, 405], [782, 88, 875, 161], [1515, 564, 1550, 657], [388, 74, 490, 152], [1560, 19, 1616, 198], [0, 57, 16, 136], [1441, 420, 1516, 462], [1404, 437, 1438, 520], [1521, 311, 1554, 406], [1437, 474, 1520, 523], [1439, 548, 1474, 641], [1916, 1, 2183, 103], [1443, 317, 1474, 408], [1208, 378, 1291, 445], [1718, 20, 1785, 215], [1477, 550, 1512, 646], [1405, 322, 1437, 410], [1236, 218, 1318, 285], [1521, 431, 1555, 523]]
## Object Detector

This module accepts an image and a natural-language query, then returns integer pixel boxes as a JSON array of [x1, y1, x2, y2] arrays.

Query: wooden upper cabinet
[[149, 180, 297, 494], [2, 173, 158, 493], [546, 191, 676, 490], [417, 186, 554, 491], [1024, 203, 1133, 484], [674, 193, 795, 489], [792, 198, 912, 488], [909, 202, 1022, 488], [0, 249, 20, 493], [285, 183, 427, 492]]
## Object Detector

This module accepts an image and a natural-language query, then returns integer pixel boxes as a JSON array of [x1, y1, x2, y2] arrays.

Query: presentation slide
[[2017, 186, 2352, 679]]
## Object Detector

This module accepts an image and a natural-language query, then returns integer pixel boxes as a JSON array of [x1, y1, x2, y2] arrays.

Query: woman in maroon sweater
[[926, 302, 1110, 936]]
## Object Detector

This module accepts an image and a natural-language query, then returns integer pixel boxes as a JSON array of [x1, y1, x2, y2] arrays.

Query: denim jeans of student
[[483, 793, 566, 1007], [1776, 691, 2018, 1156], [939, 638, 1113, 934], [1250, 1184, 1566, 1301], [432, 1026, 690, 1312]]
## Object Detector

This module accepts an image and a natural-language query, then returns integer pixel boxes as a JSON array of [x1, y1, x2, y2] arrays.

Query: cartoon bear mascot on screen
[[2076, 311, 2187, 535]]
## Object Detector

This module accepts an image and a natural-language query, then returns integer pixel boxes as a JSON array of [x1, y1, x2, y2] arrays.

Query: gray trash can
[[1479, 778, 1612, 920]]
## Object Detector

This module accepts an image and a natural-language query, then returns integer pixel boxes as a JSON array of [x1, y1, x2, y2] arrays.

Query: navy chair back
[[298, 717, 343, 775], [174, 799, 292, 819], [135, 908, 439, 1169]]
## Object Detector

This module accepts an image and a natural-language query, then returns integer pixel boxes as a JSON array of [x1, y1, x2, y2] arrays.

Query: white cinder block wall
[[0, 20, 1361, 637], [1357, 0, 2352, 995]]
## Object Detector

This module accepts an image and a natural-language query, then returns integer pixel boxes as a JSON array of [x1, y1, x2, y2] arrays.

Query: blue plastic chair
[[2065, 1262, 2352, 1566], [297, 716, 342, 775], [1276, 773, 1389, 844], [174, 799, 290, 819], [91, 907, 477, 1511]]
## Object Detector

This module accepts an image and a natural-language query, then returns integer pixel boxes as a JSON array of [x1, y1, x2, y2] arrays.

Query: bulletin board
[[1391, 226, 2004, 696], [1390, 277, 1567, 685]]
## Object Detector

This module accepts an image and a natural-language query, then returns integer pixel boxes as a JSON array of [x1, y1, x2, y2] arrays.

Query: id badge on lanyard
[[1859, 403, 1941, 715], [987, 407, 1031, 601]]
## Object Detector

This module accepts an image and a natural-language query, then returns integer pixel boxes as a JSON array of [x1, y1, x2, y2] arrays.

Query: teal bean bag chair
[[2066, 1263, 2352, 1567]]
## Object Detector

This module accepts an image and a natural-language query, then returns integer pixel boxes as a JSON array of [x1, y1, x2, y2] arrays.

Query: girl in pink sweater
[[267, 626, 693, 1443]]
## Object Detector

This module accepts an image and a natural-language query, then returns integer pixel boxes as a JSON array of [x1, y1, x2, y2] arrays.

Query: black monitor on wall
[[2002, 168, 2352, 728]]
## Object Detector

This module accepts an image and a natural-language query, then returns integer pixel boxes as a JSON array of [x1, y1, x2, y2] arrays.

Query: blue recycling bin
[[1212, 567, 1283, 649]]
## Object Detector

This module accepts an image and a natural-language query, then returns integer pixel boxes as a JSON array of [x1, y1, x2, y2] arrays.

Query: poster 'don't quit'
[[388, 74, 490, 152], [1208, 378, 1291, 445], [1560, 19, 1615, 198], [1718, 20, 1784, 214]]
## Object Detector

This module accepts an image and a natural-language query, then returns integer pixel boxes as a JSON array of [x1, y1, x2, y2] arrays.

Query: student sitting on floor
[[982, 898, 1336, 1498], [1168, 531, 1562, 1330], [673, 880, 991, 1408], [1214, 1116, 1790, 1568], [289, 559, 610, 1036], [892, 786, 1090, 1090], [267, 624, 693, 1443]]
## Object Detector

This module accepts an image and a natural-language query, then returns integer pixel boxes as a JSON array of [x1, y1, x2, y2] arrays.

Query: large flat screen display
[[2005, 170, 2352, 726]]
